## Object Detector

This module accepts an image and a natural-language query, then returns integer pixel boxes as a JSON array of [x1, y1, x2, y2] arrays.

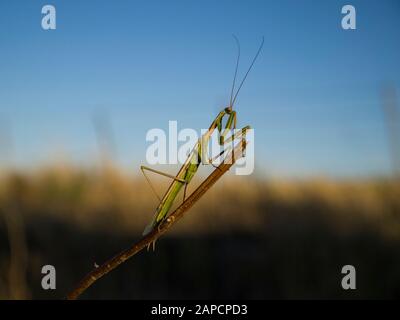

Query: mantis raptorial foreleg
[[207, 125, 250, 166]]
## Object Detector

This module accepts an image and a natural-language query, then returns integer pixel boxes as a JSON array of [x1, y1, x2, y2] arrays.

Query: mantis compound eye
[[225, 106, 233, 113]]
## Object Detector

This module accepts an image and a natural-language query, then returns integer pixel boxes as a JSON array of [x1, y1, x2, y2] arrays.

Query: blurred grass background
[[0, 165, 399, 299]]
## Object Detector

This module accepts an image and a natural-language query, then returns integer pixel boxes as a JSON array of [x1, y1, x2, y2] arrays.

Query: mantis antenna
[[229, 34, 241, 108], [231, 36, 264, 108]]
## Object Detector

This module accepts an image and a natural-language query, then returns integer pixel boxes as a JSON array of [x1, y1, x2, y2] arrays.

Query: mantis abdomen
[[142, 143, 201, 235]]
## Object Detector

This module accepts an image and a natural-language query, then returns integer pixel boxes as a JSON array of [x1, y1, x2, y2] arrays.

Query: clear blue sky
[[0, 0, 399, 177]]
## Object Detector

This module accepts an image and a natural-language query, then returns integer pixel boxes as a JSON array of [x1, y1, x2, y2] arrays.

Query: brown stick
[[66, 142, 246, 300]]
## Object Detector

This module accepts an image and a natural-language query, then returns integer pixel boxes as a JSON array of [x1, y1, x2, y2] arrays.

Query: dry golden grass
[[1, 166, 399, 236]]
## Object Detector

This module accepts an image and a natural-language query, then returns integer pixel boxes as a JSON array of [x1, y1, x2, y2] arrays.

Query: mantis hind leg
[[147, 239, 157, 252], [140, 165, 186, 202], [146, 212, 178, 252]]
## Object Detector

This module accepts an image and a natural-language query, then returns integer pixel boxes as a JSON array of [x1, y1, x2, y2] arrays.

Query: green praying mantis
[[141, 36, 264, 239]]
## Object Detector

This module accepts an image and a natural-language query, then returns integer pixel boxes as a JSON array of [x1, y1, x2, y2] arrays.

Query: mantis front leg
[[209, 125, 250, 166], [204, 109, 249, 166]]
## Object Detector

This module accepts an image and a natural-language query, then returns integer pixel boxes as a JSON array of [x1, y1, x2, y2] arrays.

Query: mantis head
[[225, 106, 233, 113]]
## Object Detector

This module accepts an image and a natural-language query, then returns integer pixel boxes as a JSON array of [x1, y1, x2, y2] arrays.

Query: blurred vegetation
[[0, 166, 399, 299]]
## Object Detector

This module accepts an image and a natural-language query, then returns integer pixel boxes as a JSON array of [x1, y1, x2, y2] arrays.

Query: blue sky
[[0, 0, 399, 177]]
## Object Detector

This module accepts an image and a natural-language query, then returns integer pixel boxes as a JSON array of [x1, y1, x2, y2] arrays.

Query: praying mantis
[[141, 36, 264, 238]]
